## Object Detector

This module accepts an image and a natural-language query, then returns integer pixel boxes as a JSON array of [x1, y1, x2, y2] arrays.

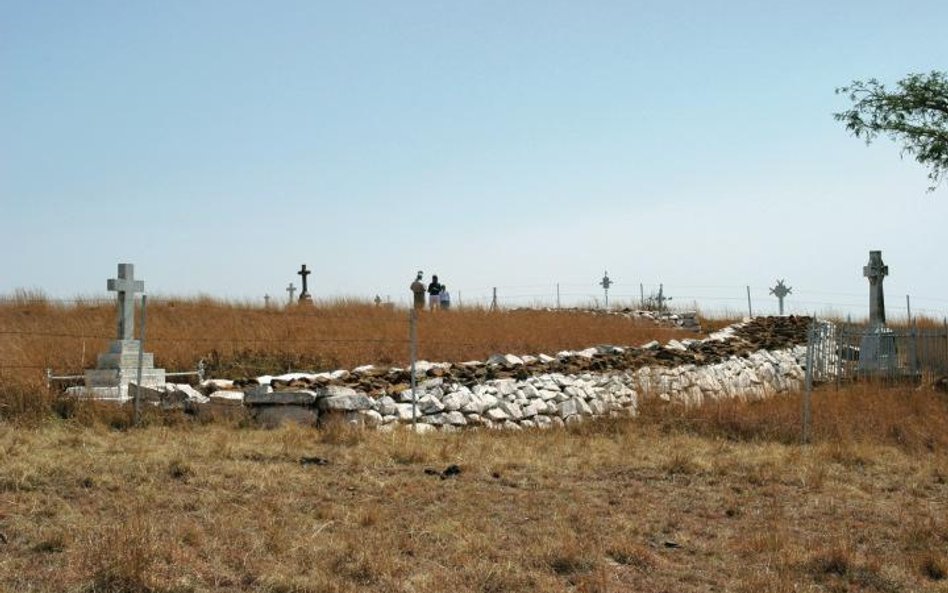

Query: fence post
[[746, 286, 753, 318], [835, 322, 844, 390], [944, 318, 948, 374], [640, 283, 645, 309], [134, 294, 147, 428], [409, 308, 418, 429], [556, 283, 561, 309], [802, 316, 815, 445]]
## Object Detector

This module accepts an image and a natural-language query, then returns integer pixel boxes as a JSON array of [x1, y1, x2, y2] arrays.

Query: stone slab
[[245, 389, 318, 406]]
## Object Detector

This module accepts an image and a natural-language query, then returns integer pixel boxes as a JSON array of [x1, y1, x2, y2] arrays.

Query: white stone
[[441, 390, 471, 412], [493, 379, 517, 397], [445, 411, 467, 426], [318, 392, 375, 412], [521, 400, 546, 418], [488, 353, 524, 366], [377, 396, 397, 416], [359, 410, 383, 427], [497, 400, 523, 420], [417, 394, 445, 415], [485, 407, 510, 422], [535, 415, 554, 429]]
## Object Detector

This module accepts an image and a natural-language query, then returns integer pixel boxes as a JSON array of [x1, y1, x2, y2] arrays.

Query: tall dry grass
[[0, 297, 687, 381]]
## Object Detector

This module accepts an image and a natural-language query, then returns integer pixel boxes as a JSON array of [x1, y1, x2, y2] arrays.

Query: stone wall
[[214, 316, 811, 430]]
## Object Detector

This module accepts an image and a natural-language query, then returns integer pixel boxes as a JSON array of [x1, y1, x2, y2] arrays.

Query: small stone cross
[[655, 284, 672, 311], [863, 250, 889, 326], [297, 264, 312, 302], [286, 282, 297, 304], [769, 279, 792, 315], [599, 271, 612, 309], [264, 294, 271, 308], [106, 263, 145, 341]]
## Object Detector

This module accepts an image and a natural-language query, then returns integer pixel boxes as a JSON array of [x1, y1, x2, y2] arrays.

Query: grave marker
[[286, 282, 297, 304], [81, 263, 166, 399], [769, 280, 792, 315], [298, 264, 313, 304], [863, 250, 888, 327], [599, 271, 612, 309], [107, 263, 144, 340], [858, 250, 897, 374]]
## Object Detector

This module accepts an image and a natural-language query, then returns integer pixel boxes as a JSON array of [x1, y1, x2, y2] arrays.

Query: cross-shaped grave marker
[[298, 264, 313, 303], [863, 250, 889, 326], [107, 263, 145, 341], [769, 279, 792, 316], [654, 283, 672, 311], [599, 271, 613, 309], [286, 282, 297, 304]]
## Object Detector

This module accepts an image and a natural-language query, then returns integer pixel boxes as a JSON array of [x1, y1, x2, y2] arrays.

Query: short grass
[[1, 383, 946, 592]]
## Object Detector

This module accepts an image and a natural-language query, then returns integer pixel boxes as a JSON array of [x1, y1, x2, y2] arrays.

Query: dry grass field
[[0, 298, 690, 376], [2, 297, 946, 592], [0, 384, 946, 592], [0, 297, 686, 420]]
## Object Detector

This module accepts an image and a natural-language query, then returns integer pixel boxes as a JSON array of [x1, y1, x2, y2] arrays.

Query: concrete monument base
[[76, 339, 167, 401]]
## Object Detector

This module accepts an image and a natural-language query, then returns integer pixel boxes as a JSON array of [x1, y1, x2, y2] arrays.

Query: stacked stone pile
[[521, 307, 702, 331], [202, 316, 812, 429]]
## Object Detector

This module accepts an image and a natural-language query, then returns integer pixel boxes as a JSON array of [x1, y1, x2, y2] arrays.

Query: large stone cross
[[107, 263, 145, 341], [863, 250, 889, 326]]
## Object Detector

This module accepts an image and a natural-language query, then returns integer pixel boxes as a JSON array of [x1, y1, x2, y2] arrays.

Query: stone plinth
[[857, 327, 899, 375], [79, 340, 166, 400]]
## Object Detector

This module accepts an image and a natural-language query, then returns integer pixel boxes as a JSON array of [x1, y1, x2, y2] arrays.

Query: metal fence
[[806, 319, 948, 385]]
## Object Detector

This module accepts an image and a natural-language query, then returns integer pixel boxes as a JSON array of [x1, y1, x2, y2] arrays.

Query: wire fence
[[6, 283, 948, 320]]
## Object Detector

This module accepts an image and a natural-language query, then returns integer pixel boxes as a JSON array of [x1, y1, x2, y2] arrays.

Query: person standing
[[410, 271, 426, 310], [427, 274, 442, 310], [439, 284, 451, 310]]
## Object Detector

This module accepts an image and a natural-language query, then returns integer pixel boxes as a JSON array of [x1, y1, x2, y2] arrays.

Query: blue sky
[[2, 1, 947, 317]]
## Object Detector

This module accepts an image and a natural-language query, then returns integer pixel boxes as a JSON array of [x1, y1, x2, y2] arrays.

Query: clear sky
[[2, 1, 947, 318]]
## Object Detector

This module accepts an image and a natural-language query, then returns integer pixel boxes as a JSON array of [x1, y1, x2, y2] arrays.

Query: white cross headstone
[[107, 263, 145, 340]]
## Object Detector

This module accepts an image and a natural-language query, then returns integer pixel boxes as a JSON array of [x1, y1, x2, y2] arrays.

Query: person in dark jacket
[[427, 275, 442, 310]]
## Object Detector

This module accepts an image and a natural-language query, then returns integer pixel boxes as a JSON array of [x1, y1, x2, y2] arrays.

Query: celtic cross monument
[[863, 250, 888, 327], [769, 279, 792, 316], [858, 250, 897, 374]]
